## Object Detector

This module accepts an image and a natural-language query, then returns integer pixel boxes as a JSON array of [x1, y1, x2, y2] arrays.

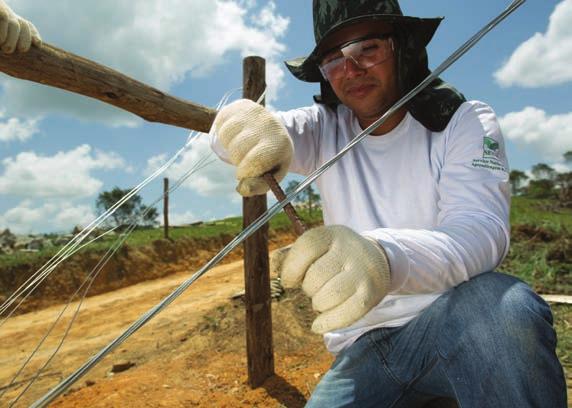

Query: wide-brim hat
[[285, 0, 443, 83]]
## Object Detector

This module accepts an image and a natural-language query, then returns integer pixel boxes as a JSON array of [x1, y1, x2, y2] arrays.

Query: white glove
[[280, 225, 391, 334], [0, 0, 41, 54], [213, 99, 293, 197]]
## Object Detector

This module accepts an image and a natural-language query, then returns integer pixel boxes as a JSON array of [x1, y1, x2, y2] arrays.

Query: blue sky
[[1, 0, 571, 234]]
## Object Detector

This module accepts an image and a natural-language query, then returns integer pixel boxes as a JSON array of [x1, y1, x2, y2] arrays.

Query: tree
[[509, 170, 528, 196], [564, 150, 572, 164], [285, 180, 304, 205], [526, 179, 555, 199], [284, 180, 321, 215], [531, 163, 556, 181], [555, 172, 572, 206], [305, 184, 321, 216], [96, 187, 158, 229]]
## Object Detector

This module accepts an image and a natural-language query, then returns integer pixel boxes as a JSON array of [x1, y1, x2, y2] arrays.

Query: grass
[[510, 196, 572, 231], [500, 196, 572, 295], [0, 208, 324, 269], [553, 305, 572, 379]]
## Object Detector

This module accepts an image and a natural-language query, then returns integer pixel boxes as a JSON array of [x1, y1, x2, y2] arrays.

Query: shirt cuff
[[362, 230, 410, 293]]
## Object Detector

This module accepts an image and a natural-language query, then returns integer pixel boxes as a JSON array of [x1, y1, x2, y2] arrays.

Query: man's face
[[319, 20, 401, 128]]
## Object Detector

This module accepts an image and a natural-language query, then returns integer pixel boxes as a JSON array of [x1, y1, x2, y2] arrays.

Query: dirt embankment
[[0, 228, 333, 408], [0, 228, 299, 315]]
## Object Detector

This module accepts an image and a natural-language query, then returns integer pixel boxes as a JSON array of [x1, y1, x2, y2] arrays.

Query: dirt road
[[0, 256, 332, 407]]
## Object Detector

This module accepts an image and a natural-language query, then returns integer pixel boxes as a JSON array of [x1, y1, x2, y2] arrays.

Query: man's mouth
[[345, 83, 376, 97]]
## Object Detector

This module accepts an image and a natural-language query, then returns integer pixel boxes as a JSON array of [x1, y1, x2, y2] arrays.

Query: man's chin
[[344, 99, 386, 119]]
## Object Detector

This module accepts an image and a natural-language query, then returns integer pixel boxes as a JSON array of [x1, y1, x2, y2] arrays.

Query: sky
[[0, 0, 571, 234]]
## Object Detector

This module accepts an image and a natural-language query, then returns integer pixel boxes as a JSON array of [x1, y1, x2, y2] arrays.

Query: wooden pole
[[242, 56, 274, 388], [0, 43, 217, 133], [163, 178, 169, 239]]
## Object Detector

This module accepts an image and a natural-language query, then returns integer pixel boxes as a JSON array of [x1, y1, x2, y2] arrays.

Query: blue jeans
[[307, 272, 567, 407]]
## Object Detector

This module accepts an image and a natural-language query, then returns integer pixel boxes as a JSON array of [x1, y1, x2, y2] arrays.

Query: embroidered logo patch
[[471, 136, 507, 172], [483, 136, 500, 159]]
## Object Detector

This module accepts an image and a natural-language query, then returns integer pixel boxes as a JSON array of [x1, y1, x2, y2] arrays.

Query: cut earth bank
[[0, 228, 334, 407]]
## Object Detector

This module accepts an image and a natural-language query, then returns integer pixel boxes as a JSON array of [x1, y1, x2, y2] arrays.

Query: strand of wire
[[0, 153, 183, 319], [2, 91, 234, 403], [0, 88, 239, 322], [30, 3, 525, 405], [0, 226, 120, 331], [4, 135, 219, 406]]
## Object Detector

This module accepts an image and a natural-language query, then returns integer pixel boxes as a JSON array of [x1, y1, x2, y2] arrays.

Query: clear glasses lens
[[319, 37, 394, 81]]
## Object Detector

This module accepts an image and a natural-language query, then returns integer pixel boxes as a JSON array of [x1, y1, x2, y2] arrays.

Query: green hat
[[284, 0, 466, 132], [285, 0, 442, 82]]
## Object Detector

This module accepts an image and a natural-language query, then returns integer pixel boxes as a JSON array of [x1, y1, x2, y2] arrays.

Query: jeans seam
[[438, 360, 463, 408], [366, 333, 405, 388], [386, 355, 443, 408]]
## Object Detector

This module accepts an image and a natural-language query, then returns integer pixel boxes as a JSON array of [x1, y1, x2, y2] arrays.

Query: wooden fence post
[[163, 177, 169, 239], [242, 56, 274, 388]]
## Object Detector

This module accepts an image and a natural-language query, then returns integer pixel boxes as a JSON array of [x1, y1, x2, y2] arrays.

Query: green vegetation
[[500, 196, 572, 294], [285, 181, 321, 216], [96, 186, 159, 229], [0, 208, 323, 269], [553, 304, 572, 379], [510, 152, 572, 203]]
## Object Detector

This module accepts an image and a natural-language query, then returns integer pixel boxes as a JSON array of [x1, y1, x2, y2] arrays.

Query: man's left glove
[[278, 225, 391, 334], [0, 0, 42, 54], [213, 99, 293, 197]]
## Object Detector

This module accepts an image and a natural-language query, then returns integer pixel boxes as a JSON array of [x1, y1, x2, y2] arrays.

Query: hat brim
[[285, 15, 443, 83]]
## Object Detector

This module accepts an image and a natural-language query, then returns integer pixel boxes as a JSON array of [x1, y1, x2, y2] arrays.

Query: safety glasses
[[318, 33, 394, 82]]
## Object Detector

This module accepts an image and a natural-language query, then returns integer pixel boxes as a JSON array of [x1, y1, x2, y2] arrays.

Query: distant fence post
[[242, 56, 274, 388], [163, 177, 169, 239]]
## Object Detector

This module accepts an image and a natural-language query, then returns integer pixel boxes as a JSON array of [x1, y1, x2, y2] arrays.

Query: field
[[0, 198, 570, 406]]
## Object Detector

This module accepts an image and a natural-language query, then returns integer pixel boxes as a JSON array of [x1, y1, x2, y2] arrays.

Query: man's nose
[[343, 57, 366, 79]]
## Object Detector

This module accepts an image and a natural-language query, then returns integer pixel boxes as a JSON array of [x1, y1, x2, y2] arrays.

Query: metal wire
[[3, 135, 218, 407], [31, 2, 525, 406], [0, 88, 239, 322], [3, 92, 236, 406]]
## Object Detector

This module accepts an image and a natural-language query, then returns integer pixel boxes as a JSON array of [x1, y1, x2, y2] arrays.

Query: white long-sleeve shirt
[[212, 100, 511, 354]]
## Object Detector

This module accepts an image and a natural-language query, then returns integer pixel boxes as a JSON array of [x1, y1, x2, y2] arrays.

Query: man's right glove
[[213, 99, 293, 197], [277, 225, 392, 334], [0, 0, 42, 54]]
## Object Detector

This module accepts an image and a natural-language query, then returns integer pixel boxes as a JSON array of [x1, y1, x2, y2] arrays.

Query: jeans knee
[[497, 281, 556, 350], [438, 273, 556, 360]]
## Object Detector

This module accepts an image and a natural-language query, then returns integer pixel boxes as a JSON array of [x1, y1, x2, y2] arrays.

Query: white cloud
[[2, 0, 289, 125], [0, 111, 40, 142], [0, 145, 127, 198], [552, 162, 571, 173], [494, 0, 572, 87], [146, 135, 239, 200], [0, 200, 95, 234], [163, 210, 198, 226], [499, 107, 572, 161]]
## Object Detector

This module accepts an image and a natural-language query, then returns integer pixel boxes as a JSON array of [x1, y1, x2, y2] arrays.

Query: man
[[1, 1, 565, 406], [212, 1, 567, 407]]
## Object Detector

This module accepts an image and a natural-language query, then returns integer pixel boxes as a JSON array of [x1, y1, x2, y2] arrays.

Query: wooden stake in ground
[[163, 178, 169, 239], [242, 56, 275, 388]]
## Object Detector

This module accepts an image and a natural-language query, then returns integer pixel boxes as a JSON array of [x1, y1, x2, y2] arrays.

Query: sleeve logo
[[483, 136, 500, 159], [471, 136, 507, 173]]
